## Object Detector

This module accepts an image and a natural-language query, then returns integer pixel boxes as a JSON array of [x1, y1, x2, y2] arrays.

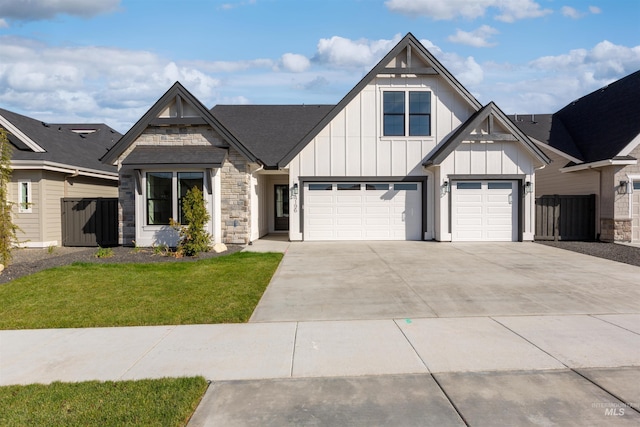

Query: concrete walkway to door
[[250, 241, 640, 322]]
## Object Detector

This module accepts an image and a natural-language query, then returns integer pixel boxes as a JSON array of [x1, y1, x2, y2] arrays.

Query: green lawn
[[0, 377, 208, 426], [0, 251, 282, 329]]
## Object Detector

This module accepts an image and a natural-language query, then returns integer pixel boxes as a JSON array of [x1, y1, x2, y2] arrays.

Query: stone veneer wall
[[220, 149, 251, 244], [600, 218, 631, 242], [608, 144, 640, 242], [118, 171, 135, 246]]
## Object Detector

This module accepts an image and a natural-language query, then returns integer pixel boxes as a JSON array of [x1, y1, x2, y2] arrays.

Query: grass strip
[[0, 377, 208, 427], [0, 252, 282, 329]]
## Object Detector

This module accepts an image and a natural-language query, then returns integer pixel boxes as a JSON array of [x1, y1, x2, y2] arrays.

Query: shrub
[[0, 129, 20, 266], [95, 247, 114, 258], [171, 187, 211, 257]]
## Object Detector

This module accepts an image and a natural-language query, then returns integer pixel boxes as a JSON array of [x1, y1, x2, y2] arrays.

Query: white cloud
[[314, 34, 402, 69], [530, 40, 640, 79], [0, 0, 120, 21], [280, 53, 311, 73], [0, 18, 7, 28], [0, 36, 221, 131], [475, 40, 640, 115], [385, 0, 552, 22], [448, 25, 499, 47], [589, 6, 602, 14], [561, 6, 583, 19]]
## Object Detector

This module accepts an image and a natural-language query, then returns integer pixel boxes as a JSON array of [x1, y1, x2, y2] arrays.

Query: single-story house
[[511, 70, 640, 242], [102, 33, 550, 246], [1, 108, 120, 247]]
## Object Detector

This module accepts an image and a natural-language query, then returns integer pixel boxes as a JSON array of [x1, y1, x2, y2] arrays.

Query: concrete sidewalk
[[2, 315, 638, 385], [2, 315, 639, 425]]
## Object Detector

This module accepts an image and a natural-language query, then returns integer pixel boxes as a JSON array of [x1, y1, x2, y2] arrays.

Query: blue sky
[[0, 0, 638, 133]]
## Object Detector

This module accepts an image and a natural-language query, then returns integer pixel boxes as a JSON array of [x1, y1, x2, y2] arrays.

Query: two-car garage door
[[304, 182, 422, 241]]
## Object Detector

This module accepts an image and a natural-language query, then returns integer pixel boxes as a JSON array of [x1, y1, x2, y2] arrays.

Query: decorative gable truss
[[424, 101, 550, 167]]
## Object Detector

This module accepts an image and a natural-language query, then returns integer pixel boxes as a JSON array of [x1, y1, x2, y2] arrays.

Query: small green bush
[[94, 247, 114, 258]]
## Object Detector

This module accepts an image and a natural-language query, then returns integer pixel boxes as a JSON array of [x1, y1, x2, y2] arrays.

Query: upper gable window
[[383, 91, 431, 137]]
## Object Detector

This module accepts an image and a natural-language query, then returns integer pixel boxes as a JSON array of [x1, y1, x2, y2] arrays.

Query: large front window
[[146, 171, 204, 225], [383, 91, 431, 137]]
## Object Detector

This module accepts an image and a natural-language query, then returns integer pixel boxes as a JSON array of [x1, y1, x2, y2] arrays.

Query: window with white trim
[[146, 171, 204, 225], [383, 91, 431, 136], [18, 179, 32, 213]]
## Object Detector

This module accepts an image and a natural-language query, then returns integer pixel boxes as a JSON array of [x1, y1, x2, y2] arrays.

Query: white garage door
[[452, 181, 518, 242], [304, 182, 422, 241]]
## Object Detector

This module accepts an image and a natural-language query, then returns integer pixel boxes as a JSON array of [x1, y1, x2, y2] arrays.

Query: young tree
[[0, 129, 20, 265], [171, 187, 211, 256]]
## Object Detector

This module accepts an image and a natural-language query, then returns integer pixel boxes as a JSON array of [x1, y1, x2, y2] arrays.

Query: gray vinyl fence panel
[[535, 194, 596, 241], [61, 198, 118, 247]]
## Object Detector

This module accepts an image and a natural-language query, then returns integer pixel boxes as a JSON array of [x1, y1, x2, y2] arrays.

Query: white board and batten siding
[[286, 76, 475, 241]]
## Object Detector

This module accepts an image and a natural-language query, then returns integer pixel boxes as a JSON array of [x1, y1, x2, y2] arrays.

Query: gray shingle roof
[[1, 108, 120, 174], [122, 145, 227, 167], [211, 105, 334, 168], [510, 70, 640, 163]]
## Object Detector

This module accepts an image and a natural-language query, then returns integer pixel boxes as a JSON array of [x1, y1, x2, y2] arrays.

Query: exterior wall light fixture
[[617, 180, 628, 195], [524, 181, 533, 194], [442, 180, 450, 195], [292, 183, 299, 196]]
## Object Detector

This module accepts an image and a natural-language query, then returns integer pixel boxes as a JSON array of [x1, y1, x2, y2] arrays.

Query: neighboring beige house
[[103, 33, 550, 247], [1, 108, 120, 247], [512, 70, 640, 242]]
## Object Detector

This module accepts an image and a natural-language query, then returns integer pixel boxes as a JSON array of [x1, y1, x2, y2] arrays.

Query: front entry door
[[274, 185, 290, 231]]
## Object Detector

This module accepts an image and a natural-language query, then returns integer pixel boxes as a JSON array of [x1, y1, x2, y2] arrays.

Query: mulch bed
[[0, 245, 244, 284]]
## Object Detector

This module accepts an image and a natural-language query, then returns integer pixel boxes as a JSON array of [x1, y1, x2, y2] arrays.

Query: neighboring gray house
[[103, 33, 550, 247], [512, 70, 640, 242], [1, 108, 120, 247]]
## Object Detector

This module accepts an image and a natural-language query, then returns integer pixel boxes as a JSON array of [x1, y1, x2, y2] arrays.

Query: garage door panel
[[304, 182, 422, 241], [336, 217, 363, 226], [307, 218, 334, 227], [336, 195, 362, 202]]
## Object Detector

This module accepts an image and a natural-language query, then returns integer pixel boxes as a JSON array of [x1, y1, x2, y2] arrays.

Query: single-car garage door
[[452, 181, 518, 241], [304, 182, 422, 241]]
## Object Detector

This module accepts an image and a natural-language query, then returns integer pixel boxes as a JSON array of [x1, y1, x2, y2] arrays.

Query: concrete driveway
[[250, 241, 640, 322]]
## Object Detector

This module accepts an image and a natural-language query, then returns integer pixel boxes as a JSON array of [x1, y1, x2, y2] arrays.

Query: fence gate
[[535, 194, 596, 241], [61, 198, 118, 247]]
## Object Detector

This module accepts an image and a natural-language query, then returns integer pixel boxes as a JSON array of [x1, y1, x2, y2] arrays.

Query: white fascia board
[[531, 137, 583, 164], [560, 158, 638, 173], [617, 132, 640, 157], [10, 160, 119, 180], [0, 114, 46, 153]]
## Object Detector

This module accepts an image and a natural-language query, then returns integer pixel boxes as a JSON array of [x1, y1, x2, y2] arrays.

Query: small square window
[[337, 183, 361, 191], [633, 181, 640, 190], [366, 183, 389, 190], [394, 183, 418, 191], [457, 182, 482, 190], [488, 182, 512, 190], [309, 184, 332, 191], [383, 91, 431, 137]]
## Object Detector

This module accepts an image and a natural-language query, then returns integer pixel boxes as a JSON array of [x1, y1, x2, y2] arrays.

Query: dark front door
[[274, 185, 290, 231]]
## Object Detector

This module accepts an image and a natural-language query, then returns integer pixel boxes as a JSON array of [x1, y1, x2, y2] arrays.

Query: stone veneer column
[[118, 171, 136, 246], [220, 149, 251, 244]]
